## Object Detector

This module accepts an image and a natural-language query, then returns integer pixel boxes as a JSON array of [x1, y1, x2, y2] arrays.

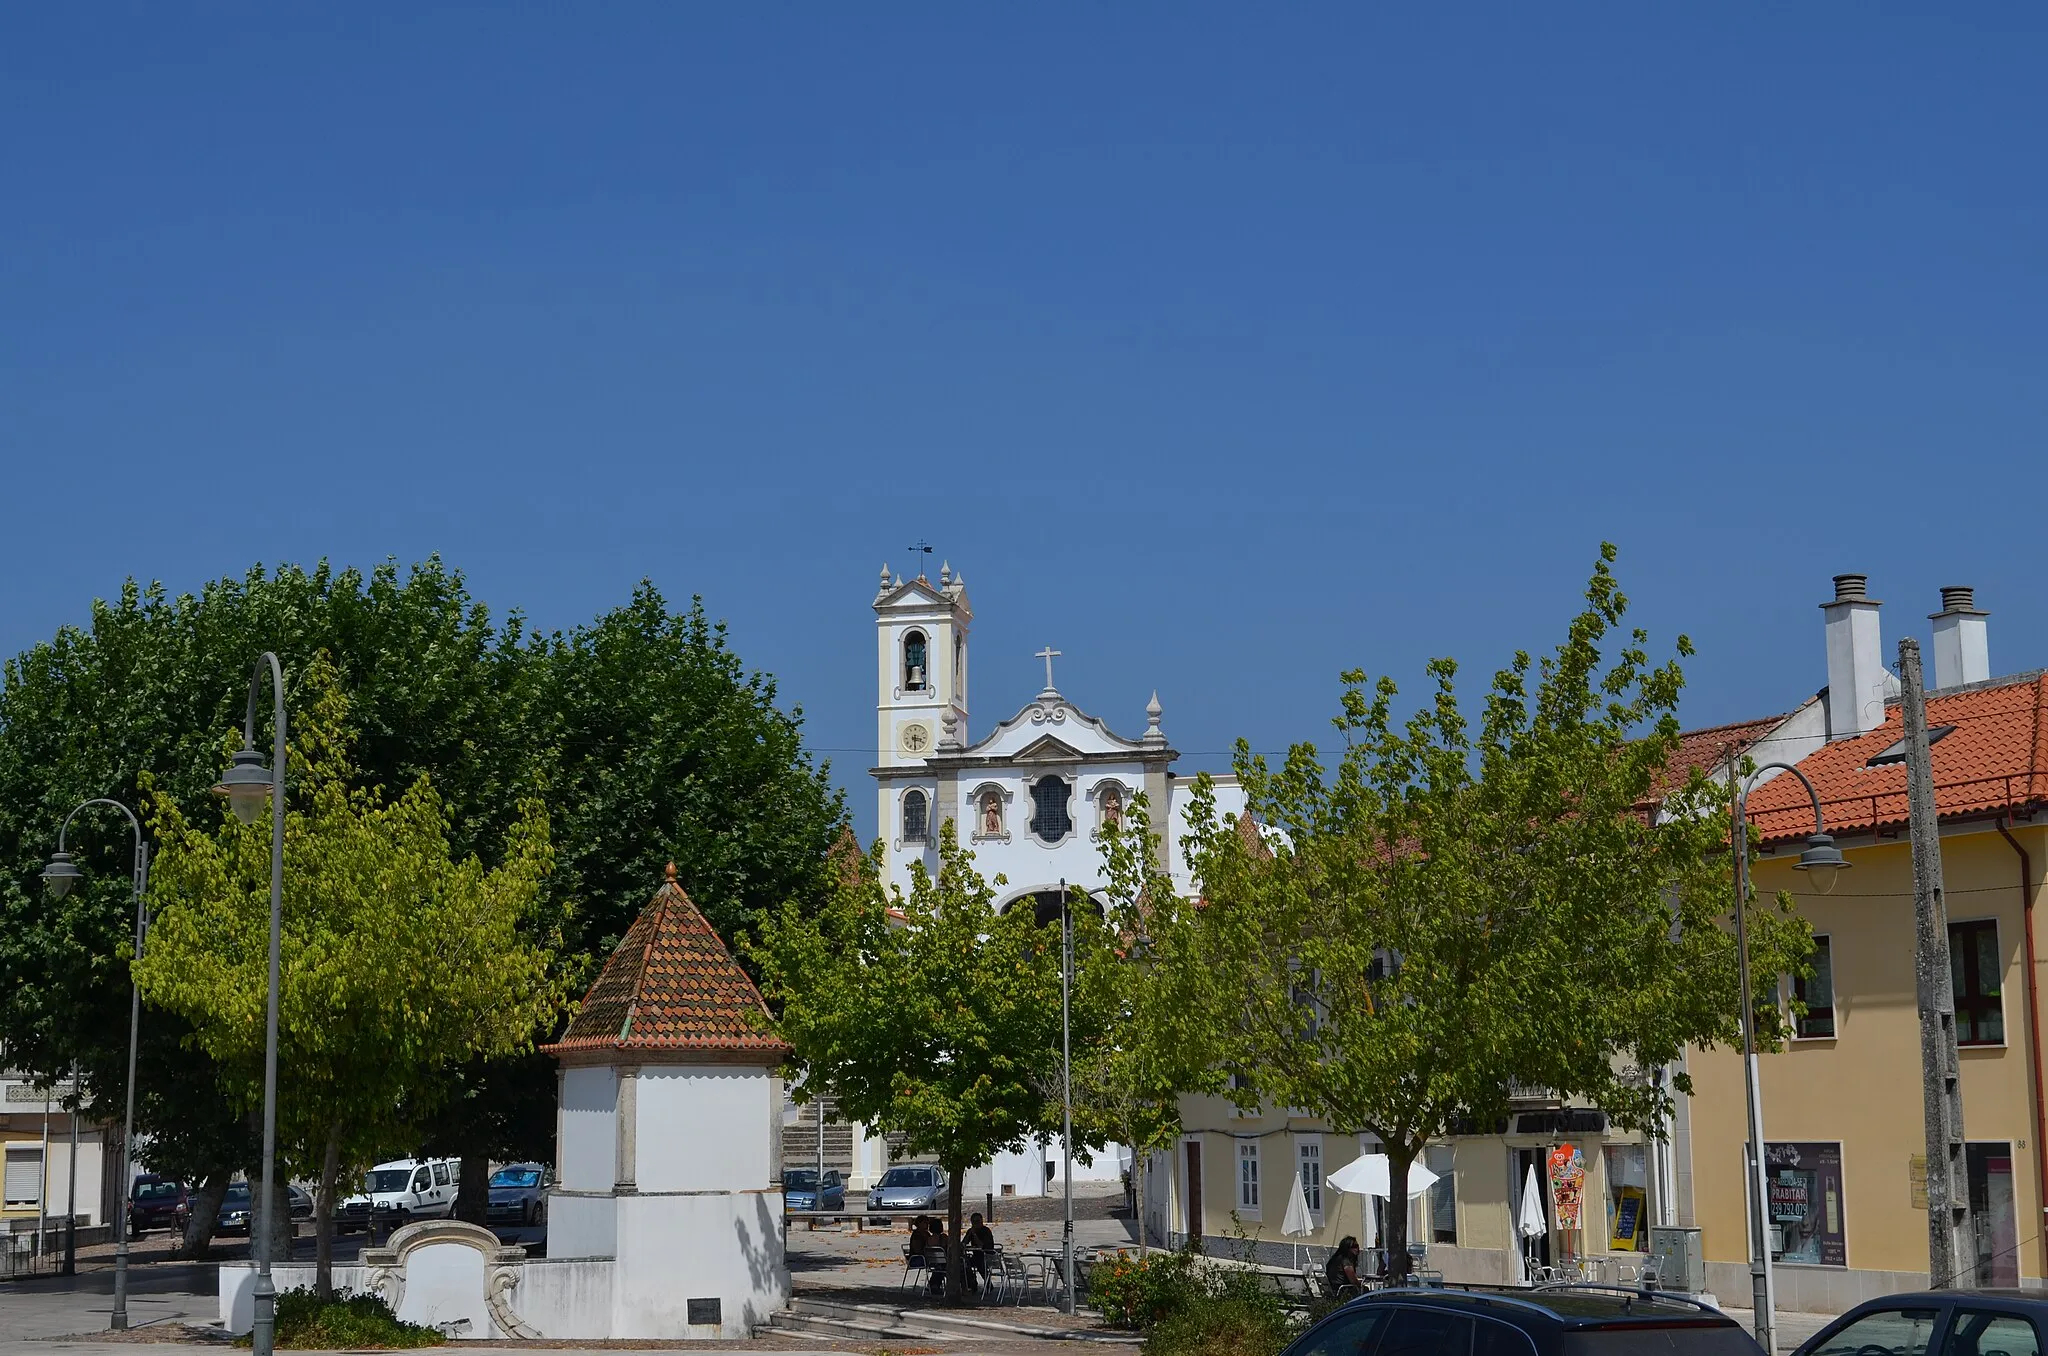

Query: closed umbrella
[[1517, 1165, 1548, 1284], [1280, 1171, 1315, 1271]]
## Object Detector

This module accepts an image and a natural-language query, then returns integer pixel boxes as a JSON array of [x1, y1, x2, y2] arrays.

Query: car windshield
[[134, 1181, 179, 1201], [490, 1168, 542, 1188], [880, 1168, 934, 1188], [221, 1184, 251, 1205], [1562, 1323, 1760, 1356], [785, 1171, 820, 1190], [366, 1170, 411, 1193]]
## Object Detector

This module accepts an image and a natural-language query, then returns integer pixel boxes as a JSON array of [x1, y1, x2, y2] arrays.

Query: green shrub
[[1088, 1249, 1204, 1329], [239, 1288, 445, 1350], [1142, 1292, 1293, 1356]]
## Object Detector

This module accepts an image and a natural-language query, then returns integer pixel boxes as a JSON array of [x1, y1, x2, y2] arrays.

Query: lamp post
[[214, 654, 287, 1356], [43, 799, 149, 1329], [1730, 759, 1847, 1356]]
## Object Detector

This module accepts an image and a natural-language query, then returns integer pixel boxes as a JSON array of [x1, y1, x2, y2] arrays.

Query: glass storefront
[[1604, 1145, 1647, 1252], [1763, 1141, 1846, 1265]]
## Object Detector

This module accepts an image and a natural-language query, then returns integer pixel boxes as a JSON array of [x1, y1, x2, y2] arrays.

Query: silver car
[[867, 1164, 946, 1211]]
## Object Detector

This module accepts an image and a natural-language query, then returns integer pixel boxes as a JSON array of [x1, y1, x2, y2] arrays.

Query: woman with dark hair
[[1326, 1235, 1364, 1297]]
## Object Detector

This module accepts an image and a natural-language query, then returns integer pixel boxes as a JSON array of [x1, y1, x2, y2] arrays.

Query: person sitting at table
[[1326, 1236, 1364, 1297], [927, 1219, 951, 1295], [966, 1212, 995, 1285], [908, 1216, 934, 1265]]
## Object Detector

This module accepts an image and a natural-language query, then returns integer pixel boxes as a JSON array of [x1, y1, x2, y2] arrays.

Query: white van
[[338, 1158, 461, 1230]]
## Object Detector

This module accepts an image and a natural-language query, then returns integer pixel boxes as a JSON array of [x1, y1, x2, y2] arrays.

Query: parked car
[[1280, 1286, 1762, 1356], [867, 1165, 945, 1212], [128, 1176, 188, 1236], [1793, 1291, 2048, 1356], [784, 1169, 846, 1212], [485, 1163, 551, 1227], [287, 1183, 314, 1221], [216, 1181, 255, 1236], [337, 1158, 461, 1231]]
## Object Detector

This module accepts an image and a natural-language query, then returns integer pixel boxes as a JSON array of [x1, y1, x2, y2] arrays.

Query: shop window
[[1427, 1144, 1457, 1244], [1795, 935, 1835, 1038], [1951, 920, 2005, 1045], [1763, 1141, 1846, 1265], [1603, 1144, 1648, 1252], [1967, 1143, 2019, 1288], [3, 1146, 42, 1207]]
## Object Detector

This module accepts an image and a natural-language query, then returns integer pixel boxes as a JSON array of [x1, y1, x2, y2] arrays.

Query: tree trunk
[[258, 1178, 294, 1262], [455, 1154, 490, 1225], [1384, 1148, 1412, 1284], [943, 1165, 966, 1304], [178, 1173, 231, 1260], [1135, 1149, 1148, 1259], [314, 1125, 341, 1297]]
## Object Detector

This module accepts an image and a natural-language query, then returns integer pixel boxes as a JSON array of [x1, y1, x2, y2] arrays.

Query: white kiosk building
[[543, 864, 791, 1339]]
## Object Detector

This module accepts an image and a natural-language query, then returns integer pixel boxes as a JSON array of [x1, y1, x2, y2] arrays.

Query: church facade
[[866, 562, 1244, 1197]]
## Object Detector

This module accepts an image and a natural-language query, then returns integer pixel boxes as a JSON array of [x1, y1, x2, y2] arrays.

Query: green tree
[[134, 658, 566, 1293], [1182, 545, 1811, 1277], [747, 827, 1081, 1303], [1078, 795, 1225, 1257], [0, 561, 845, 1242]]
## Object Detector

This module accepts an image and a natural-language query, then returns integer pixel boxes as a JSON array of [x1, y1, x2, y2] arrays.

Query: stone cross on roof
[[1036, 645, 1062, 694]]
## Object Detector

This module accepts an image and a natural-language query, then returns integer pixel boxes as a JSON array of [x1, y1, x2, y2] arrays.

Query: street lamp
[[1730, 760, 1848, 1356], [214, 654, 286, 1356], [43, 800, 149, 1330]]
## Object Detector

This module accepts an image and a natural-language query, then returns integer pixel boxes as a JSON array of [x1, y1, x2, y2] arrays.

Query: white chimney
[[1929, 586, 1990, 690], [1821, 574, 1886, 740]]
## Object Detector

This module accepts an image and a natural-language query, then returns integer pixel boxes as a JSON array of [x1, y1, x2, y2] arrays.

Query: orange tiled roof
[[1643, 713, 1790, 805], [543, 864, 791, 1063], [1743, 673, 2048, 848]]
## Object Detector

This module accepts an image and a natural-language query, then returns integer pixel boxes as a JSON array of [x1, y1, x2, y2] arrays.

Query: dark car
[[128, 1176, 188, 1236], [485, 1163, 551, 1227], [288, 1183, 314, 1221], [216, 1181, 255, 1235], [1281, 1286, 1762, 1356], [784, 1169, 846, 1212], [1793, 1291, 2048, 1356]]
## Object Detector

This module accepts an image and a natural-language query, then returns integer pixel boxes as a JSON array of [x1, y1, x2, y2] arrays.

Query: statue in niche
[[980, 790, 1004, 837], [1099, 785, 1124, 828]]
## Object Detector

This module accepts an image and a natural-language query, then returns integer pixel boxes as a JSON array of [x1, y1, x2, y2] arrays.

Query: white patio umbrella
[[1517, 1165, 1548, 1283], [1326, 1154, 1443, 1278], [1280, 1171, 1316, 1271]]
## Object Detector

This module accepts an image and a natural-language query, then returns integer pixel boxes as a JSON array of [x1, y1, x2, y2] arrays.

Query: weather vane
[[907, 540, 934, 580]]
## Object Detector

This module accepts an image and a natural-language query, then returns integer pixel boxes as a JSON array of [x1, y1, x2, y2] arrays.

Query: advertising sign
[[1764, 1141, 1846, 1266], [1549, 1143, 1586, 1231]]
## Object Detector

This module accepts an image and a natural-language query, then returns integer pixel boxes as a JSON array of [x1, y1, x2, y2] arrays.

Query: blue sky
[[5, 6, 2045, 840]]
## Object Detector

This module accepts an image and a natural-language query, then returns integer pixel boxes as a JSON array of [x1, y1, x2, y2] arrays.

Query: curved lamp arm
[[1737, 761, 1829, 834]]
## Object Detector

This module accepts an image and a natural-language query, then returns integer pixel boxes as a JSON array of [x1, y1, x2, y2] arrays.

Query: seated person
[[966, 1212, 996, 1279], [908, 1216, 933, 1263], [1325, 1235, 1363, 1296], [927, 1220, 950, 1294]]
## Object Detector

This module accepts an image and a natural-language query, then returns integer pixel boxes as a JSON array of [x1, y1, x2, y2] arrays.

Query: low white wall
[[546, 1191, 617, 1260], [612, 1191, 787, 1340], [219, 1264, 370, 1334], [514, 1258, 615, 1337]]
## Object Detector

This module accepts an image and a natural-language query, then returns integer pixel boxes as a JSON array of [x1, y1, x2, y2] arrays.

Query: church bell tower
[[874, 560, 970, 845]]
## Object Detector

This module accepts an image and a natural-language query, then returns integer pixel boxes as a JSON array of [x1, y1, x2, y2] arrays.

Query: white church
[[846, 560, 1247, 1198]]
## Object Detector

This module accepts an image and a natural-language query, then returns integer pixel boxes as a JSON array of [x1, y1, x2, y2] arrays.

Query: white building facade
[[865, 562, 1244, 1198]]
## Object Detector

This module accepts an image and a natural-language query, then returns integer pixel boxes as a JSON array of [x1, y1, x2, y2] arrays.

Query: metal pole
[[817, 1097, 826, 1209], [250, 654, 287, 1356], [1729, 756, 1775, 1356], [1060, 879, 1075, 1316], [112, 837, 147, 1330], [37, 1093, 51, 1266], [1900, 638, 1974, 1287], [64, 1060, 79, 1276]]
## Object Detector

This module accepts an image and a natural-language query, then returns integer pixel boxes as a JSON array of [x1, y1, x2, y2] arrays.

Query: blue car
[[784, 1169, 845, 1212]]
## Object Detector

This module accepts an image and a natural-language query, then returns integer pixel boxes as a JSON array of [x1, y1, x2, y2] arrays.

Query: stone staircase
[[764, 1293, 1142, 1345]]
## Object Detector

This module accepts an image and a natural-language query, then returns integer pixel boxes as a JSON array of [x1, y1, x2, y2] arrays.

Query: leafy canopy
[[1182, 544, 1811, 1270]]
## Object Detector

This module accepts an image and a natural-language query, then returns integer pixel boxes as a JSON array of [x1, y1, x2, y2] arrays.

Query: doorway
[[1512, 1148, 1553, 1281], [1185, 1141, 1204, 1247], [1968, 1142, 2018, 1287]]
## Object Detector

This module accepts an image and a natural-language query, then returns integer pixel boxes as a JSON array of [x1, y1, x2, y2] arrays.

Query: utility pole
[[1060, 879, 1075, 1316], [1900, 637, 1975, 1287]]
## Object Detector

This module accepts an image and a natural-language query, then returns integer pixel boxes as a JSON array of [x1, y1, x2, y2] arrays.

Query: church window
[[903, 789, 929, 843], [954, 635, 964, 701], [1030, 777, 1073, 843], [903, 631, 928, 691]]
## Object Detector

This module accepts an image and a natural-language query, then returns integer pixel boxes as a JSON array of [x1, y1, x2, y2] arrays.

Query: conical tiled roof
[[543, 864, 791, 1064]]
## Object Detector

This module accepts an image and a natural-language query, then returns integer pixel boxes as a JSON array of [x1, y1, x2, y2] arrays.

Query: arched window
[[954, 635, 964, 701], [903, 789, 929, 843], [1029, 777, 1072, 843], [903, 631, 928, 691]]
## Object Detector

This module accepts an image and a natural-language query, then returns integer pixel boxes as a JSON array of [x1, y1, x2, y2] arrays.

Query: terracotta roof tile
[[543, 864, 791, 1062], [1743, 672, 2048, 847]]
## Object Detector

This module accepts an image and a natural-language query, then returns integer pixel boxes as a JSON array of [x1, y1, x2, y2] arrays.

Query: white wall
[[611, 1192, 788, 1339], [635, 1068, 774, 1193], [544, 1192, 616, 1261], [558, 1066, 617, 1192]]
